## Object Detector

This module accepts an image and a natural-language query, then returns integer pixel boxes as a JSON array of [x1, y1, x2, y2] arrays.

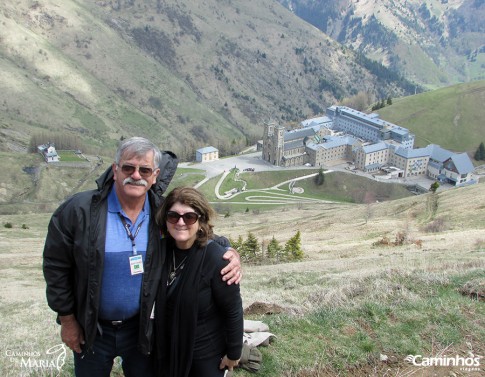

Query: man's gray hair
[[115, 137, 162, 168]]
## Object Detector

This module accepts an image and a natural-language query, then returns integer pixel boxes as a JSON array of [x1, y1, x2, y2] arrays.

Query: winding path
[[209, 169, 336, 205]]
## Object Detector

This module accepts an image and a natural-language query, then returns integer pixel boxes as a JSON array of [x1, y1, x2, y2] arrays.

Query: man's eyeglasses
[[166, 211, 200, 225], [119, 164, 154, 178]]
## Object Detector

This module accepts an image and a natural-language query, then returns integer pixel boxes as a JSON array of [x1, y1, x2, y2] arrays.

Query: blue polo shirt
[[98, 187, 150, 320]]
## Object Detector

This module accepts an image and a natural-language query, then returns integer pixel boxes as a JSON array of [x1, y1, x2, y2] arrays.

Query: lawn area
[[167, 167, 206, 189], [235, 269, 485, 376], [57, 150, 86, 162], [213, 169, 413, 209]]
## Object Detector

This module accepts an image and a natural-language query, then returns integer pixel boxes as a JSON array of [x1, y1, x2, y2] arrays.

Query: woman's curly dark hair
[[155, 186, 216, 247]]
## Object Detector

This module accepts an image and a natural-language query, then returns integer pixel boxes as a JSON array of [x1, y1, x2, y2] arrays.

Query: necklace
[[168, 250, 188, 286]]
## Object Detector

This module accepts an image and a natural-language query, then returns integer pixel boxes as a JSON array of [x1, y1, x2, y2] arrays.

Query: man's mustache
[[123, 177, 148, 187]]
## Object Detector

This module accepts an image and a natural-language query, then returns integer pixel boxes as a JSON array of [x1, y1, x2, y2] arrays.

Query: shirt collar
[[108, 187, 150, 221]]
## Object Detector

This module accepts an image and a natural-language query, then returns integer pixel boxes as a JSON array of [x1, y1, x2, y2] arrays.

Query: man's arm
[[213, 235, 242, 285], [43, 210, 76, 315], [59, 315, 85, 353], [43, 204, 83, 352], [221, 247, 242, 285]]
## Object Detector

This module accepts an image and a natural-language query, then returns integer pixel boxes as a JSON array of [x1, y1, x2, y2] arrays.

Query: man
[[43, 137, 241, 376]]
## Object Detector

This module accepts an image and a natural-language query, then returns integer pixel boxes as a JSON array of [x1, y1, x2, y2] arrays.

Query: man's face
[[112, 150, 160, 203]]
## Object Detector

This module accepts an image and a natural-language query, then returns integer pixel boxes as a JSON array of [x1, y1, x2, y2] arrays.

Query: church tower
[[263, 121, 285, 166]]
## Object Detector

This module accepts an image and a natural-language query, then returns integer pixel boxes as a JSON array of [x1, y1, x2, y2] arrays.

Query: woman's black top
[[155, 239, 243, 377]]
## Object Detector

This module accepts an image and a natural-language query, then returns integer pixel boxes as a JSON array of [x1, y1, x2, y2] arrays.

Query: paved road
[[180, 151, 290, 178]]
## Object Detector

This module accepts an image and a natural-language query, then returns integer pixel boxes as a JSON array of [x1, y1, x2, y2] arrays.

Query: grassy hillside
[[376, 80, 485, 153], [0, 179, 483, 376], [0, 0, 415, 159]]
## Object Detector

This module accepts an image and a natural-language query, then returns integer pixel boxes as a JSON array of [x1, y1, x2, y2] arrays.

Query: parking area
[[180, 151, 286, 179]]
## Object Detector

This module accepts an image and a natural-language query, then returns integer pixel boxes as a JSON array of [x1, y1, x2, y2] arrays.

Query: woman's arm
[[210, 245, 244, 363]]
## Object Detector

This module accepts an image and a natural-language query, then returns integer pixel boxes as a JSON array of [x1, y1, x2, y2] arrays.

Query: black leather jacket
[[42, 151, 178, 355]]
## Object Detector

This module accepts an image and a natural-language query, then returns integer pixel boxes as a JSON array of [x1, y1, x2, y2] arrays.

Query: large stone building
[[262, 106, 476, 186]]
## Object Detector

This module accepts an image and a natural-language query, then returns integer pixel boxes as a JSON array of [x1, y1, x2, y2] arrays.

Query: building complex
[[262, 106, 476, 186]]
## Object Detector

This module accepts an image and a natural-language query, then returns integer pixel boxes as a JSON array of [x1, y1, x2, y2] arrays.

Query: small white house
[[38, 143, 60, 163], [196, 146, 219, 162]]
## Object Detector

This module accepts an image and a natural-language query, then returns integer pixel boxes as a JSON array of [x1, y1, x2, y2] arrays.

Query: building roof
[[362, 142, 388, 153], [321, 135, 357, 149], [300, 116, 332, 128], [305, 135, 357, 151], [305, 142, 320, 151], [336, 106, 391, 129], [449, 153, 475, 174], [37, 143, 56, 151], [428, 144, 453, 162], [390, 127, 411, 137], [365, 162, 383, 170], [196, 146, 218, 154], [285, 139, 305, 150], [394, 146, 429, 159], [333, 106, 412, 139], [284, 128, 315, 142]]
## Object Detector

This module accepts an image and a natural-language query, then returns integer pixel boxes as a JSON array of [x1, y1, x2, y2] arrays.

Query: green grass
[[167, 167, 207, 189], [219, 169, 245, 194], [236, 269, 485, 376], [239, 170, 320, 190], [57, 150, 86, 162], [378, 80, 485, 153], [208, 169, 413, 212]]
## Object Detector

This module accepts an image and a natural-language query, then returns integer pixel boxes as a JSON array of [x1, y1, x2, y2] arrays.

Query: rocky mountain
[[278, 0, 485, 89], [0, 0, 416, 159]]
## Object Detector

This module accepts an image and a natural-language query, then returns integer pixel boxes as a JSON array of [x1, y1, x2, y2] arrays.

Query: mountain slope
[[278, 0, 485, 89], [376, 80, 485, 152], [0, 0, 415, 158]]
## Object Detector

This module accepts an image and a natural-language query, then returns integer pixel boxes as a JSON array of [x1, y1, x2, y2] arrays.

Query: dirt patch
[[244, 301, 286, 315], [459, 279, 485, 302]]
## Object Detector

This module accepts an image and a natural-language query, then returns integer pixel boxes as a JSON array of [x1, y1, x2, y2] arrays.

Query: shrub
[[422, 217, 447, 233], [4, 222, 13, 228]]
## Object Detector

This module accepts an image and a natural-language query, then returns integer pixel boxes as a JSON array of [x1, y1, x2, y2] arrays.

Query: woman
[[154, 187, 243, 377]]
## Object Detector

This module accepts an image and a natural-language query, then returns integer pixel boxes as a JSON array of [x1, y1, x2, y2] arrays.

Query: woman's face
[[166, 202, 200, 249]]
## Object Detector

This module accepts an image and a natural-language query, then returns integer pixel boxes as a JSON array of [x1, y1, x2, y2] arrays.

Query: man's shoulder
[[207, 240, 226, 256], [54, 188, 102, 214], [204, 240, 227, 262]]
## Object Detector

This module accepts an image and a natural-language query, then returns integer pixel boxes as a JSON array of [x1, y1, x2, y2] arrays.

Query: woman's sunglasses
[[166, 211, 200, 225]]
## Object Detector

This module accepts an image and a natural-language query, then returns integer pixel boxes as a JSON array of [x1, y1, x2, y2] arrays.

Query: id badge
[[129, 255, 144, 275]]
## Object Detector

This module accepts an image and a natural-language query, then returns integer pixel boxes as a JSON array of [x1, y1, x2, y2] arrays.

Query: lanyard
[[119, 214, 144, 255]]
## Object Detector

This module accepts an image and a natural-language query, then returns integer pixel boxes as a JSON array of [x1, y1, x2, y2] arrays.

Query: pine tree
[[283, 231, 304, 261], [228, 235, 244, 251], [267, 236, 283, 260], [314, 167, 325, 186], [243, 232, 260, 262], [474, 142, 485, 161]]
